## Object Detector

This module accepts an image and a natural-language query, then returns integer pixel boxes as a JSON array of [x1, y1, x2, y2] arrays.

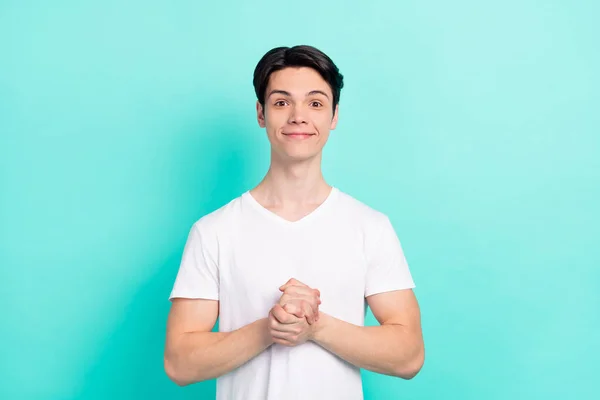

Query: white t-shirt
[[169, 187, 415, 400]]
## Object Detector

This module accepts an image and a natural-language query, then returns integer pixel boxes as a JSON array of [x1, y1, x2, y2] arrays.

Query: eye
[[274, 100, 288, 107], [310, 101, 323, 108]]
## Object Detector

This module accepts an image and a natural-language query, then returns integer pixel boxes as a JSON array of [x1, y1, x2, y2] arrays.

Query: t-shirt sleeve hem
[[169, 290, 219, 301], [365, 282, 416, 298]]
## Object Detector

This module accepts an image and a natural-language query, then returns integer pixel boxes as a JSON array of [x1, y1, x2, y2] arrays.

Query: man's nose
[[288, 105, 308, 124]]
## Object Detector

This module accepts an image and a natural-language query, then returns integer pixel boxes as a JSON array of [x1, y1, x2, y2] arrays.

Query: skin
[[164, 66, 424, 387], [257, 66, 339, 164], [269, 279, 424, 379]]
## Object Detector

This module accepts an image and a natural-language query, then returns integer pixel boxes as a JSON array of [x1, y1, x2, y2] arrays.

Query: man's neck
[[251, 154, 331, 208]]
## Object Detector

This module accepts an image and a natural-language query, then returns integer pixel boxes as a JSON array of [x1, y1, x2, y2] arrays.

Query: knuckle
[[286, 287, 296, 295]]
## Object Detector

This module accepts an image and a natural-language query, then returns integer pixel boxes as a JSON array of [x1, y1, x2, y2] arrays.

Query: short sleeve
[[364, 215, 415, 297], [169, 222, 219, 301]]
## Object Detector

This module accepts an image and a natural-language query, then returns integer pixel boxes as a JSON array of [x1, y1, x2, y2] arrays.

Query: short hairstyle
[[253, 45, 344, 110]]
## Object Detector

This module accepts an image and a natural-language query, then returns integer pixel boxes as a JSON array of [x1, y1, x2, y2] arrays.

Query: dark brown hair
[[253, 45, 344, 110]]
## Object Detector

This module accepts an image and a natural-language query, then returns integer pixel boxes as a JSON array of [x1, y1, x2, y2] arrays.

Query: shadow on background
[[76, 110, 259, 399]]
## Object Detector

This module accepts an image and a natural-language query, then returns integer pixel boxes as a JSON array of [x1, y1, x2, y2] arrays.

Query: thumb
[[271, 304, 290, 323], [283, 303, 304, 318]]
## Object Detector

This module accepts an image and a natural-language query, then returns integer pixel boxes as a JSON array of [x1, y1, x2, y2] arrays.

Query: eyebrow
[[267, 89, 330, 99]]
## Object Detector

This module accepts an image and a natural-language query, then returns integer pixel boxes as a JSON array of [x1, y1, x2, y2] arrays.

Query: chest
[[218, 223, 368, 325]]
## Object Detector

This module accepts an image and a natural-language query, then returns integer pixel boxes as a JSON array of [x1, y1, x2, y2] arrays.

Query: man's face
[[257, 67, 339, 162]]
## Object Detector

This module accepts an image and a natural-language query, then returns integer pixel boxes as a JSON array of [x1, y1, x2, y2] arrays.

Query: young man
[[164, 45, 424, 400]]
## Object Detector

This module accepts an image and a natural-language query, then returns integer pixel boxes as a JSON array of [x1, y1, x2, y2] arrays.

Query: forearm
[[165, 318, 272, 385], [312, 313, 424, 379]]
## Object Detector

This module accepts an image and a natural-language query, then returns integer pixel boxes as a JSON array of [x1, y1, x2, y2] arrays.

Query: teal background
[[1, 0, 598, 399]]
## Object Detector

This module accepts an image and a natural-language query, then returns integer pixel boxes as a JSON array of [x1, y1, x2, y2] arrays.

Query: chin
[[287, 153, 319, 162], [276, 149, 321, 163]]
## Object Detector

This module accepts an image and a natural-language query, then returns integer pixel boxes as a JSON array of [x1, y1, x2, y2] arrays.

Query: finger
[[282, 286, 321, 301], [270, 316, 302, 333], [281, 294, 321, 316], [281, 300, 316, 325], [281, 299, 318, 323], [283, 286, 315, 295], [279, 278, 300, 291], [279, 286, 321, 302], [279, 278, 308, 291], [271, 304, 299, 324], [301, 301, 316, 324], [280, 292, 319, 308], [270, 320, 299, 333], [269, 311, 297, 333], [283, 300, 315, 324], [272, 337, 294, 347], [280, 293, 316, 306], [283, 303, 304, 319], [281, 300, 318, 320]]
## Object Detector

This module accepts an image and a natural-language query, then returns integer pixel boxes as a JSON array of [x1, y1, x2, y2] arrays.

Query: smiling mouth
[[282, 132, 315, 137]]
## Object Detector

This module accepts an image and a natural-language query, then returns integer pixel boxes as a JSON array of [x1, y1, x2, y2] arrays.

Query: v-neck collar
[[242, 187, 339, 227]]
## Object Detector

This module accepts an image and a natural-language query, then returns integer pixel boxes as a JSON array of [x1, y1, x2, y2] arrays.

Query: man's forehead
[[267, 68, 332, 96]]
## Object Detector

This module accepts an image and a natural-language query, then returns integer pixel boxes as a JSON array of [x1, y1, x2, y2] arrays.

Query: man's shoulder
[[190, 194, 244, 233], [335, 189, 390, 227]]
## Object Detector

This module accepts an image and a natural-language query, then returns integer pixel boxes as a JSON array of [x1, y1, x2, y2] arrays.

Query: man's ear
[[257, 101, 266, 128], [330, 104, 339, 130]]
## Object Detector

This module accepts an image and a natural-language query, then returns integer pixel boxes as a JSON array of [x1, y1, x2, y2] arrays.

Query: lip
[[282, 132, 315, 140]]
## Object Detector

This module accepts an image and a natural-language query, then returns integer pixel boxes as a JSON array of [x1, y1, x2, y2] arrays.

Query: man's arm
[[164, 298, 273, 386], [311, 289, 424, 379]]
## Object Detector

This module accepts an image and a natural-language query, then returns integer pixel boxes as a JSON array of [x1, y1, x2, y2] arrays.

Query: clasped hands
[[268, 278, 322, 347]]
